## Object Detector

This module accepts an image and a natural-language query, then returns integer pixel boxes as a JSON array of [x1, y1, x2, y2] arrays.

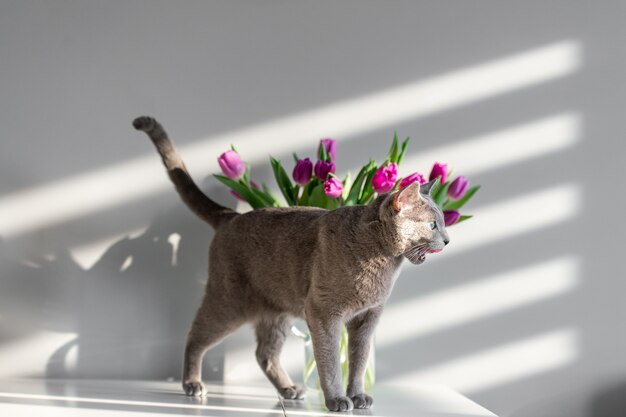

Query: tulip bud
[[323, 177, 343, 198], [314, 159, 336, 180], [372, 162, 398, 193], [444, 210, 461, 226], [429, 162, 448, 185], [218, 150, 246, 180], [447, 176, 469, 200], [399, 172, 426, 189], [292, 158, 313, 186], [319, 138, 337, 161], [230, 190, 245, 202]]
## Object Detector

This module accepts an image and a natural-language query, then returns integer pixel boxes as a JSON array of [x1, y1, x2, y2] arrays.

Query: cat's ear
[[419, 178, 438, 197], [390, 182, 421, 212]]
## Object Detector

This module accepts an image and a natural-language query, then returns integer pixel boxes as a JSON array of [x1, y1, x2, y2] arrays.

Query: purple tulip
[[323, 177, 343, 198], [429, 162, 449, 185], [372, 162, 398, 193], [314, 159, 336, 180], [218, 150, 246, 180], [444, 210, 461, 226], [447, 176, 469, 200], [319, 138, 337, 161], [292, 158, 313, 186], [399, 172, 427, 189]]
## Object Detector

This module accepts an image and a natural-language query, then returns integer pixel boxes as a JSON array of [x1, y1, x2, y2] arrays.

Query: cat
[[133, 116, 450, 411]]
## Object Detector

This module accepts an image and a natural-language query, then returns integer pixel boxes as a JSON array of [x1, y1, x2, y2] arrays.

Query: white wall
[[1, 1, 625, 416]]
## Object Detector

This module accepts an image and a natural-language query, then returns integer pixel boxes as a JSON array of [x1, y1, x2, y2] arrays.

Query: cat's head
[[379, 179, 450, 264]]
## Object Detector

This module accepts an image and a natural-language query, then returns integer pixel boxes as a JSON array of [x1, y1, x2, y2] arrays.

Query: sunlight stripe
[[386, 329, 578, 393], [378, 257, 579, 347], [0, 41, 580, 238]]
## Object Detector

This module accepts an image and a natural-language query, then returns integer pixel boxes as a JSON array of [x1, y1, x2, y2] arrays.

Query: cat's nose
[[444, 238, 450, 246]]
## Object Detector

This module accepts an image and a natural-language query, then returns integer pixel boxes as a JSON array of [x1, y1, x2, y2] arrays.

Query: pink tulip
[[429, 162, 448, 185], [323, 177, 343, 198], [399, 172, 426, 189], [447, 176, 469, 200], [372, 163, 398, 193], [218, 150, 246, 180]]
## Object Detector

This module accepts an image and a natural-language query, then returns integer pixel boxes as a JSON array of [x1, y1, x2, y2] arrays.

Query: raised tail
[[133, 116, 236, 228]]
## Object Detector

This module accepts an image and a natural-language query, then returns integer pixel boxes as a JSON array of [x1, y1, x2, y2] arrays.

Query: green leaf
[[318, 141, 329, 161], [308, 184, 328, 208], [397, 136, 410, 166], [361, 193, 376, 205], [359, 162, 379, 204], [341, 171, 352, 201], [230, 144, 238, 152], [365, 364, 375, 391], [270, 156, 296, 206], [455, 214, 473, 224], [292, 152, 299, 163], [340, 326, 349, 389], [213, 175, 267, 209], [387, 132, 399, 163], [309, 183, 338, 209], [298, 179, 318, 206], [443, 185, 481, 211], [242, 165, 251, 185], [255, 184, 281, 207], [345, 160, 376, 205], [433, 181, 451, 206], [303, 355, 317, 385]]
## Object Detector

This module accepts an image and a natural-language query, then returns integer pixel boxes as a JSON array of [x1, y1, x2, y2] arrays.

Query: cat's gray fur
[[133, 116, 450, 411]]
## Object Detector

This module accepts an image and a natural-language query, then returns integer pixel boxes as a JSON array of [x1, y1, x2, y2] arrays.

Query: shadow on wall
[[588, 380, 626, 417], [0, 185, 233, 382]]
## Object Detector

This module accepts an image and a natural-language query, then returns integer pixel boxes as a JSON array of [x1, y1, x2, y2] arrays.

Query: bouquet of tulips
[[215, 134, 479, 226], [214, 133, 480, 391]]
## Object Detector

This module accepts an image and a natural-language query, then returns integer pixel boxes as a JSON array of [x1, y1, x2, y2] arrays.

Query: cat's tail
[[133, 116, 236, 228]]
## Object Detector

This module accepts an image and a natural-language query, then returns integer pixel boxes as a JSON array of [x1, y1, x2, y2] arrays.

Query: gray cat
[[133, 116, 450, 411]]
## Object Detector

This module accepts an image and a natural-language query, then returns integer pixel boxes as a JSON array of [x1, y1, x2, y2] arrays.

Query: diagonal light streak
[[399, 112, 580, 177], [0, 41, 581, 238], [386, 328, 578, 393], [378, 257, 579, 347]]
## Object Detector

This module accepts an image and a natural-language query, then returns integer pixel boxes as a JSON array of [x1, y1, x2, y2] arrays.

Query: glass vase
[[292, 325, 375, 392]]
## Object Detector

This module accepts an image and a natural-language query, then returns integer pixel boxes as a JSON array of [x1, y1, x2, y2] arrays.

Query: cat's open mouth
[[405, 246, 443, 264]]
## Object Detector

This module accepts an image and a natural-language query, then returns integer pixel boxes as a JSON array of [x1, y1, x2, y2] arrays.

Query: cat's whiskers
[[405, 243, 428, 262]]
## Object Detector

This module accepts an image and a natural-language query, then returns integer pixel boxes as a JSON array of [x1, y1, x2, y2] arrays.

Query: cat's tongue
[[429, 249, 443, 253]]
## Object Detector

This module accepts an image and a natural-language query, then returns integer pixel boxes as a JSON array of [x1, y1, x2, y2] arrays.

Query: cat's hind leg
[[183, 299, 245, 397], [255, 315, 305, 400]]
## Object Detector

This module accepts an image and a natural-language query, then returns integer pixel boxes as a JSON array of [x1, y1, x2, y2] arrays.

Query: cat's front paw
[[279, 384, 306, 399], [325, 395, 354, 412], [183, 381, 205, 397], [351, 393, 373, 409]]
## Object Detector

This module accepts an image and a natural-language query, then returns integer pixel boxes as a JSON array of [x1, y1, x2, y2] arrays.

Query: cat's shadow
[[0, 184, 236, 382]]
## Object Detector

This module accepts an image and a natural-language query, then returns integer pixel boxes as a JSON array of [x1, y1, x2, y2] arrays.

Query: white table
[[0, 379, 497, 417]]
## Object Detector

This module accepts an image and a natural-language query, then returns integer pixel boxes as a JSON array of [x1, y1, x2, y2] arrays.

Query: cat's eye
[[428, 221, 437, 230]]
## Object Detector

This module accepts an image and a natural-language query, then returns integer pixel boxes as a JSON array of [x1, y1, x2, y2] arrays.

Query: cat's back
[[226, 205, 327, 236], [212, 206, 327, 270]]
